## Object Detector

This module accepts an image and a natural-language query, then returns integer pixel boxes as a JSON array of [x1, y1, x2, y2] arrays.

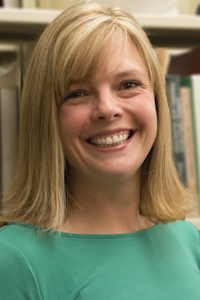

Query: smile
[[88, 130, 134, 147]]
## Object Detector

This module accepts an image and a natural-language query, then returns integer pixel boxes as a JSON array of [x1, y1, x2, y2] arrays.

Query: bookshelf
[[0, 8, 200, 229], [0, 8, 200, 46]]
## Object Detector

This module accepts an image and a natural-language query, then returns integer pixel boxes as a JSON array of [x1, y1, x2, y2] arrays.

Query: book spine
[[166, 75, 187, 186], [0, 88, 19, 196], [22, 0, 38, 8], [39, 0, 79, 9], [180, 87, 197, 206], [2, 0, 20, 7], [0, 59, 20, 200], [181, 76, 200, 204]]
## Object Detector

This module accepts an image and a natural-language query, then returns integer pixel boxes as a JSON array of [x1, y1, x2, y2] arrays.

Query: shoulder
[[0, 236, 34, 277], [0, 222, 57, 261], [0, 223, 43, 299], [0, 222, 52, 249], [0, 223, 38, 253], [162, 219, 199, 238], [159, 220, 200, 255]]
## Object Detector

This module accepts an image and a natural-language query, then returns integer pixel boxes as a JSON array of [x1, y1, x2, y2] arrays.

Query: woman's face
[[59, 36, 157, 184]]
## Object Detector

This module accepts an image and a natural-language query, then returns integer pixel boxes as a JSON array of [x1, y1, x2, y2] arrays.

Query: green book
[[181, 75, 200, 206], [166, 75, 187, 187]]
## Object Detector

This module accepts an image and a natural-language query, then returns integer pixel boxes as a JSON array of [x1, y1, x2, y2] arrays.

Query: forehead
[[70, 34, 149, 85], [96, 36, 148, 80], [56, 29, 152, 103]]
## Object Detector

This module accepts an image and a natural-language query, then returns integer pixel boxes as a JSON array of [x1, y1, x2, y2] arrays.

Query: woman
[[0, 2, 199, 299]]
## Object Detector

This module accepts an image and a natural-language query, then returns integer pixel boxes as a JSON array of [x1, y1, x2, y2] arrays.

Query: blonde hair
[[0, 2, 196, 230]]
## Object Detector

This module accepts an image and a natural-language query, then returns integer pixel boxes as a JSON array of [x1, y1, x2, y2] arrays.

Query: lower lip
[[85, 133, 135, 153]]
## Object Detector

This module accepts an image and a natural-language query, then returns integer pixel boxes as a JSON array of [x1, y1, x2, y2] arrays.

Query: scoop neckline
[[8, 221, 163, 239]]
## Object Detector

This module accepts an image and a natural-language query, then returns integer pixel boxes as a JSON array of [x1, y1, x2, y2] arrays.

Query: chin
[[93, 167, 140, 182]]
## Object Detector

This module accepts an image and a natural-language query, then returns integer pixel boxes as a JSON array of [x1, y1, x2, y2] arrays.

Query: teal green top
[[0, 220, 200, 299]]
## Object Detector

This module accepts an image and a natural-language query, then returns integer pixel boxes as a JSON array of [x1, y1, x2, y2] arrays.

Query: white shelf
[[136, 13, 200, 29], [0, 8, 62, 23], [0, 44, 18, 52], [0, 8, 62, 42], [0, 8, 200, 46]]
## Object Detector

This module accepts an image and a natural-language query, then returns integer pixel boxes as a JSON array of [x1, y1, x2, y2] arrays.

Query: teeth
[[119, 135, 123, 142], [106, 137, 112, 145], [124, 133, 128, 140], [90, 131, 131, 147], [113, 135, 119, 143]]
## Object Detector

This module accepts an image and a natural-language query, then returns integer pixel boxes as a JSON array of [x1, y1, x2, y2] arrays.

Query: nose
[[91, 89, 122, 122]]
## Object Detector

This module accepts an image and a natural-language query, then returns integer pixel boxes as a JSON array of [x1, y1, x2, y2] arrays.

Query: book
[[166, 75, 187, 186], [0, 61, 19, 88], [181, 75, 200, 203], [180, 87, 197, 196], [179, 0, 200, 14], [168, 48, 200, 77], [0, 88, 18, 198], [2, 0, 20, 7], [0, 60, 19, 199], [22, 0, 38, 8], [39, 0, 79, 9]]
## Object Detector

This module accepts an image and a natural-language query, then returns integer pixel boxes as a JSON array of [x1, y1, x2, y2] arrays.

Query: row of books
[[1, 0, 200, 15], [166, 75, 200, 211], [0, 0, 79, 9]]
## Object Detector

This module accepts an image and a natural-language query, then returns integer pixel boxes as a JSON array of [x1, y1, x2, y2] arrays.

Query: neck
[[62, 171, 154, 234]]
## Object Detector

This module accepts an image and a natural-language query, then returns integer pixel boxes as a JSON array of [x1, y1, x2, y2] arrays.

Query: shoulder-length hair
[[0, 2, 196, 230]]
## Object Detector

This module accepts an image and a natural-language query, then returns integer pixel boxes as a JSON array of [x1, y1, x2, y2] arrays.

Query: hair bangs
[[53, 20, 127, 105]]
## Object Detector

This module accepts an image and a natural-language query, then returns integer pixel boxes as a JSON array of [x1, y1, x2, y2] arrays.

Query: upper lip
[[87, 128, 134, 140]]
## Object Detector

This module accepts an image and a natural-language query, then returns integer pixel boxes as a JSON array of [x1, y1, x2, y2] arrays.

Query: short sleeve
[[0, 240, 42, 300]]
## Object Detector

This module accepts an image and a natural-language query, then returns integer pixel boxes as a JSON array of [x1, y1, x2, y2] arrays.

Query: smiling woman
[[58, 36, 157, 201], [0, 2, 199, 300]]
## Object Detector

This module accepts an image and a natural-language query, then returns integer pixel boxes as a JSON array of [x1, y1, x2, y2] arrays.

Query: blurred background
[[1, 0, 200, 15]]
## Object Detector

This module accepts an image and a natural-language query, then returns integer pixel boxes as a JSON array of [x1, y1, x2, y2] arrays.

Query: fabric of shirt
[[0, 220, 200, 300]]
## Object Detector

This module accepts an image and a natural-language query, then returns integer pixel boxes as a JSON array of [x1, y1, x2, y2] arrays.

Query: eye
[[119, 81, 139, 90], [62, 90, 87, 103], [66, 91, 85, 99]]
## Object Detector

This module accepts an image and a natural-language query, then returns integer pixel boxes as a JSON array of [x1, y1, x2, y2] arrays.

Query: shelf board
[[0, 8, 62, 42], [136, 13, 200, 47], [0, 44, 18, 52], [0, 8, 200, 47]]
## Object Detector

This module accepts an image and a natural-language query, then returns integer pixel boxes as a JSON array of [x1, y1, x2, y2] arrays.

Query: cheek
[[59, 105, 89, 138], [58, 105, 89, 162], [137, 101, 157, 128], [128, 93, 158, 149], [127, 92, 157, 129]]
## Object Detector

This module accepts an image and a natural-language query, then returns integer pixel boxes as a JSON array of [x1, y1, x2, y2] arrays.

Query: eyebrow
[[69, 79, 84, 85], [69, 69, 148, 86], [113, 69, 148, 81]]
